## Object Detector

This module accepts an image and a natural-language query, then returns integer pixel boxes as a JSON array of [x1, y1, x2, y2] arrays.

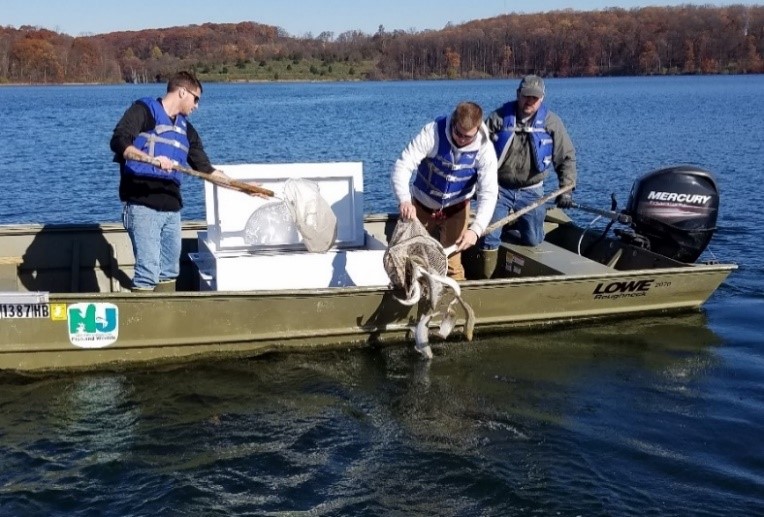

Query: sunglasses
[[452, 123, 477, 141], [184, 87, 200, 104]]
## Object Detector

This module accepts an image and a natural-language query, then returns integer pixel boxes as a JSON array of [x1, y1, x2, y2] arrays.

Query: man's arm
[[186, 122, 216, 174], [470, 128, 499, 236], [485, 108, 504, 136], [547, 112, 576, 189], [110, 102, 151, 162], [390, 122, 437, 207]]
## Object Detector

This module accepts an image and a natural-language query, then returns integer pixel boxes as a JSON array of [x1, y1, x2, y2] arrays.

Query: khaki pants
[[415, 200, 469, 281]]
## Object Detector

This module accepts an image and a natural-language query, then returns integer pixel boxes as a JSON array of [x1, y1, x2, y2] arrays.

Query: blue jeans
[[122, 203, 181, 289], [481, 184, 546, 249]]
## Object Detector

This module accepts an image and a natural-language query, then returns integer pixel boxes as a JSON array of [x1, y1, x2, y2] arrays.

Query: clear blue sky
[[2, 0, 755, 37]]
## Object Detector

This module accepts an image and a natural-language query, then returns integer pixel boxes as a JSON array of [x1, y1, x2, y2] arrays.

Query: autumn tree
[[743, 35, 763, 72], [443, 46, 460, 78], [639, 41, 661, 74], [9, 36, 63, 82], [67, 37, 103, 81], [1, 6, 763, 83]]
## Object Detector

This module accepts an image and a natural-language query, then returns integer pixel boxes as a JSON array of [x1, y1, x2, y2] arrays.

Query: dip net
[[243, 178, 337, 253], [282, 178, 337, 253], [383, 217, 447, 302], [383, 217, 475, 359]]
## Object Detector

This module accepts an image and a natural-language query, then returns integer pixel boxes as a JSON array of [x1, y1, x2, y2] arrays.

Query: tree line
[[1, 5, 762, 84]]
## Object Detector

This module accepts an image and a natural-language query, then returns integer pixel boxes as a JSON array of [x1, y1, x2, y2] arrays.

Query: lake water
[[0, 77, 762, 515]]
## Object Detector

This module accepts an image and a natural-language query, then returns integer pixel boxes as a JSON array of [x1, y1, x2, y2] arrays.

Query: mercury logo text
[[647, 191, 712, 205]]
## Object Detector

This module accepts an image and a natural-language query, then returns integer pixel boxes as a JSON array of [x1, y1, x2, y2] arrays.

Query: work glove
[[556, 193, 573, 209]]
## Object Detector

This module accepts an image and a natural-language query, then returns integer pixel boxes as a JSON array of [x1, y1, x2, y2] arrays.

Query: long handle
[[571, 203, 632, 224], [129, 154, 275, 198], [484, 184, 573, 235]]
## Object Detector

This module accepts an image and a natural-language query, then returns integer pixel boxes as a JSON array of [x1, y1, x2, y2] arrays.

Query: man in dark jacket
[[479, 75, 577, 278], [110, 71, 227, 292]]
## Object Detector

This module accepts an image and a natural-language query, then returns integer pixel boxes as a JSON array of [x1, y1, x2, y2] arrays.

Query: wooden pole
[[484, 184, 573, 235]]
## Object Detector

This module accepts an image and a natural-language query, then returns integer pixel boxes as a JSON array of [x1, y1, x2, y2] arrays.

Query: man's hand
[[124, 147, 173, 171], [399, 201, 416, 220], [455, 228, 478, 252], [154, 156, 174, 171], [556, 193, 573, 209]]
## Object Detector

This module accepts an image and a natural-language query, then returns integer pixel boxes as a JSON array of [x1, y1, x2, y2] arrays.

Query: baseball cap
[[518, 75, 545, 98]]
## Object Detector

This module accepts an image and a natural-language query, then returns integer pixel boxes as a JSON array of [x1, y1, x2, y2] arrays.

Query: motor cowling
[[624, 165, 719, 263]]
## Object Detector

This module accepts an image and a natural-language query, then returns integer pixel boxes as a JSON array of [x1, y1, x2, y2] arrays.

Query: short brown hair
[[167, 71, 203, 94], [452, 101, 483, 130]]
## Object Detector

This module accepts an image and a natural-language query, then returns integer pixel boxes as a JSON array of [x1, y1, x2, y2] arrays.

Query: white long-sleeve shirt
[[391, 116, 498, 236]]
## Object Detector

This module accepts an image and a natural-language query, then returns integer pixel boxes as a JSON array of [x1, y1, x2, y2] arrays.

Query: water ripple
[[1, 77, 763, 515]]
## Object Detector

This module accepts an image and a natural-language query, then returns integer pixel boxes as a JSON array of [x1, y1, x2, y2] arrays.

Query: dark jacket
[[486, 103, 576, 190], [110, 99, 214, 211]]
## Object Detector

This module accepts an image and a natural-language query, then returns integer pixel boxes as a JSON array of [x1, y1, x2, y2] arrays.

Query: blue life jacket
[[413, 117, 479, 207], [492, 101, 553, 173], [124, 97, 189, 185]]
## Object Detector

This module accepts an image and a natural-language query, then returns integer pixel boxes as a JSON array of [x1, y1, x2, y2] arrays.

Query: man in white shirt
[[391, 101, 498, 280]]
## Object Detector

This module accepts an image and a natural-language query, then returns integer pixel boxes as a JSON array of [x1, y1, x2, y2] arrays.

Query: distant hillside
[[1, 5, 762, 84]]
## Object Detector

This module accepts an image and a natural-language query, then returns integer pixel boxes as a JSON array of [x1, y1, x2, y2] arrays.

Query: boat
[[0, 163, 736, 372]]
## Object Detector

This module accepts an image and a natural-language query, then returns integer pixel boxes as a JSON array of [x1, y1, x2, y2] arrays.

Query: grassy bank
[[194, 57, 379, 82]]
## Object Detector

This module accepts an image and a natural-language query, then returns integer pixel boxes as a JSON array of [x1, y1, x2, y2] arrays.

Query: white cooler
[[189, 162, 390, 291]]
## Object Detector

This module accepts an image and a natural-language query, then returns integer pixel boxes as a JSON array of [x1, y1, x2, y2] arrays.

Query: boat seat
[[0, 256, 23, 291], [498, 241, 612, 277]]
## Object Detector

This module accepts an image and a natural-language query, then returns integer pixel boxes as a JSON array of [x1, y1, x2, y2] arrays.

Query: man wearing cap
[[478, 74, 577, 278]]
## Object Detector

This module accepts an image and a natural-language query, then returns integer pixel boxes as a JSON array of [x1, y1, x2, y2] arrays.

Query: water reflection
[[0, 311, 737, 515], [0, 373, 139, 512], [46, 374, 138, 464], [255, 311, 723, 450]]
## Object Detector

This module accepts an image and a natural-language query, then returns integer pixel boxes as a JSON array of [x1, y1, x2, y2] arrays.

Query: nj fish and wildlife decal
[[67, 303, 119, 348]]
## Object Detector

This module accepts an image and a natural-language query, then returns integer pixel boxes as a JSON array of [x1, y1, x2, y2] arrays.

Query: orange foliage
[[0, 6, 762, 83], [10, 37, 63, 82]]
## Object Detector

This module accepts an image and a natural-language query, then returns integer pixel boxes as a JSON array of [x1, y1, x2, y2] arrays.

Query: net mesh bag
[[383, 218, 448, 302], [243, 201, 300, 247], [383, 217, 475, 357], [282, 178, 338, 253], [241, 178, 337, 253]]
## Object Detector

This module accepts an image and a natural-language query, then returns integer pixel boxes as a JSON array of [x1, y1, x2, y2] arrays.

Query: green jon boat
[[0, 164, 736, 371]]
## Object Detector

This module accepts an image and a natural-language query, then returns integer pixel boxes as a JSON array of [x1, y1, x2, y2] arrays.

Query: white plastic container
[[205, 162, 365, 251], [190, 232, 389, 291], [191, 162, 390, 291]]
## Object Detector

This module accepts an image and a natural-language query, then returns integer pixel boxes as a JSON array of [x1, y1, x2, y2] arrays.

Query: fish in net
[[383, 218, 475, 359]]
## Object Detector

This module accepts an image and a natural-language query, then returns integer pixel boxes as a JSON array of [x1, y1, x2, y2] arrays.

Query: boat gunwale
[[27, 261, 737, 300]]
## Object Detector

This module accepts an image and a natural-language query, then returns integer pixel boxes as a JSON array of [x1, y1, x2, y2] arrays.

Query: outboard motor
[[624, 165, 719, 263]]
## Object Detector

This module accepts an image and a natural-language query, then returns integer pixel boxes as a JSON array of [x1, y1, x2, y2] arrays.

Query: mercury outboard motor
[[624, 165, 719, 263]]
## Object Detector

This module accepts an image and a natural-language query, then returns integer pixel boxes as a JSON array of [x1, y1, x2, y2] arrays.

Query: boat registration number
[[0, 303, 50, 319]]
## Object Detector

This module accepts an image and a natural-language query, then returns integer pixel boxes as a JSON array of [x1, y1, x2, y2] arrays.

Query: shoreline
[[0, 71, 755, 88], [0, 78, 374, 87]]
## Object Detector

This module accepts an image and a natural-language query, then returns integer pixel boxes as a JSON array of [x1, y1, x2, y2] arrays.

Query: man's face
[[517, 94, 543, 118], [181, 86, 201, 116], [451, 121, 479, 148]]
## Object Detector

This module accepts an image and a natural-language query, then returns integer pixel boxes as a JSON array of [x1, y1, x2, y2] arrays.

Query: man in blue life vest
[[110, 71, 230, 293], [391, 101, 498, 281], [479, 75, 577, 278]]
